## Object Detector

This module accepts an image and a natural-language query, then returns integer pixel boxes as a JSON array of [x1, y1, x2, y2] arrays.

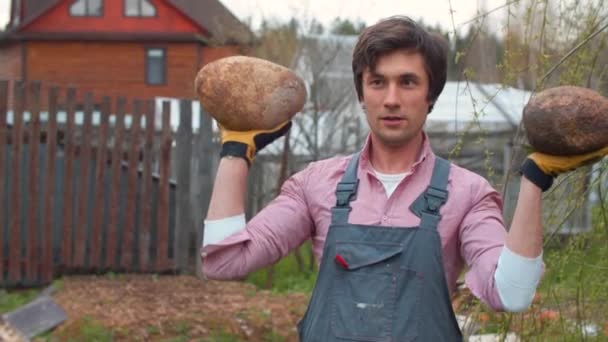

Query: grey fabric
[[409, 157, 450, 220], [298, 154, 462, 341], [331, 152, 360, 225]]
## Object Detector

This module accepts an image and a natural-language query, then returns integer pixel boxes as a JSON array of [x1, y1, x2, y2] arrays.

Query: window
[[146, 48, 166, 85], [125, 0, 157, 17], [69, 0, 103, 16]]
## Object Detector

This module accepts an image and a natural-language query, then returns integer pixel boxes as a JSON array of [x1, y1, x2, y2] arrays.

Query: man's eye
[[370, 79, 383, 86]]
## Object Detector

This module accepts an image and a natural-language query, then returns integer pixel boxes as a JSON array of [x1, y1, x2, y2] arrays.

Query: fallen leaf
[[539, 310, 559, 322]]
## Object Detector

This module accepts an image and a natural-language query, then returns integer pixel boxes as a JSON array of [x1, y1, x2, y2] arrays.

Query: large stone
[[523, 86, 608, 155], [195, 56, 307, 131]]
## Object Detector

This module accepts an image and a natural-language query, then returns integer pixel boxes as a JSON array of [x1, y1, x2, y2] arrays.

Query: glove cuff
[[520, 159, 553, 192], [220, 141, 252, 166]]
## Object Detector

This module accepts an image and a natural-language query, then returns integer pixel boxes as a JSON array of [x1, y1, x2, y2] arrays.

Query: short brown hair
[[352, 16, 448, 112]]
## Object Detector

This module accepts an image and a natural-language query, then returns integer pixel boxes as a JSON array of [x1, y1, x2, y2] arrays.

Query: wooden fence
[[0, 80, 215, 287]]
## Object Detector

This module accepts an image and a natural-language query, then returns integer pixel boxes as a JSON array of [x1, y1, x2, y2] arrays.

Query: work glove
[[219, 121, 292, 166], [521, 145, 608, 191]]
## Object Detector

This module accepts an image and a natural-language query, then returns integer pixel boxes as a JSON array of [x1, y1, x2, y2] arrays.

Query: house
[[0, 0, 254, 106]]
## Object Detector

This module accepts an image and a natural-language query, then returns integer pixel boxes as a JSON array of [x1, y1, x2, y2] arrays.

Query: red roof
[[6, 0, 254, 45]]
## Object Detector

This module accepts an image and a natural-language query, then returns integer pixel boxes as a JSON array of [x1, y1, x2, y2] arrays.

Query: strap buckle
[[423, 186, 448, 214], [335, 180, 359, 207]]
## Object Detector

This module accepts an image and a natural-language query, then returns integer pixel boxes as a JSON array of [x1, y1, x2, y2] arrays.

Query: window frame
[[124, 0, 158, 18], [145, 47, 167, 86], [69, 0, 104, 17]]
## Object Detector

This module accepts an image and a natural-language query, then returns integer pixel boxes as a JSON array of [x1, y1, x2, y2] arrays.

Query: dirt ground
[[40, 274, 608, 341], [49, 274, 310, 341]]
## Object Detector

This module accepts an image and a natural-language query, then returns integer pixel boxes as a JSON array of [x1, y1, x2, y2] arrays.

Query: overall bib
[[297, 153, 463, 341]]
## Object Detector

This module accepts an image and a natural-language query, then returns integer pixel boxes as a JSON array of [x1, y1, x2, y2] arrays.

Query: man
[[201, 16, 607, 341]]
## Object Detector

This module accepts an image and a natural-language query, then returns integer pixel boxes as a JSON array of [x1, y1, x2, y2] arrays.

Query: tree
[[255, 18, 300, 68], [329, 17, 365, 35]]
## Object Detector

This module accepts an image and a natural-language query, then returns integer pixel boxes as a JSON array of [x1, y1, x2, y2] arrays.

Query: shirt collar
[[358, 132, 433, 175]]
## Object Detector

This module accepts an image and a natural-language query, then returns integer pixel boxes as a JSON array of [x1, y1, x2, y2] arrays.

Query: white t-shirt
[[372, 169, 408, 197]]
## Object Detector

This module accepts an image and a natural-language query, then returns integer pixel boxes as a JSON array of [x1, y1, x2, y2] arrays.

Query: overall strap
[[409, 157, 451, 230], [331, 152, 361, 225]]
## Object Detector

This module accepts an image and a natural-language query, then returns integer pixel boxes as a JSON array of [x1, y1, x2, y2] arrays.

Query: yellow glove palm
[[219, 121, 292, 165], [528, 145, 608, 177]]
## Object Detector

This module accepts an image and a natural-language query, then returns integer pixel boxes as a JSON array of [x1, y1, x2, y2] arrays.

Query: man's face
[[361, 50, 431, 147]]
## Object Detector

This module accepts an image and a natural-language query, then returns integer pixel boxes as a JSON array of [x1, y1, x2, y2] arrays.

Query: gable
[[21, 0, 202, 35], [9, 0, 254, 45], [21, 0, 61, 26]]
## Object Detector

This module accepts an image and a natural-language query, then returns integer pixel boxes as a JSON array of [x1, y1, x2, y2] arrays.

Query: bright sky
[[0, 0, 8, 28], [0, 0, 508, 33], [225, 0, 507, 32]]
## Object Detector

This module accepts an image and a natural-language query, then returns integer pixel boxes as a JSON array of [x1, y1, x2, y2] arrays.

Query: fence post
[[26, 82, 42, 282], [41, 86, 59, 283], [175, 100, 193, 272], [90, 96, 111, 270], [0, 81, 8, 282], [121, 100, 142, 270], [107, 97, 126, 269], [73, 92, 94, 268], [9, 81, 25, 284], [156, 101, 172, 271], [138, 100, 155, 271], [195, 107, 217, 278], [60, 88, 77, 270], [0, 80, 8, 282]]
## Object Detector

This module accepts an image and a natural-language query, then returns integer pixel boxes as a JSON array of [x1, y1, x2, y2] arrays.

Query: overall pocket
[[330, 242, 404, 342]]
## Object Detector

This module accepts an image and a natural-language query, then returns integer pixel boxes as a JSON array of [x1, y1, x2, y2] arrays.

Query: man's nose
[[384, 84, 400, 109]]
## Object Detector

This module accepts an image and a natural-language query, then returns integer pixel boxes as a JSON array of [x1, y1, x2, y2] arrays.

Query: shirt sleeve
[[201, 167, 315, 280], [203, 214, 246, 246], [494, 245, 543, 312], [458, 179, 508, 311]]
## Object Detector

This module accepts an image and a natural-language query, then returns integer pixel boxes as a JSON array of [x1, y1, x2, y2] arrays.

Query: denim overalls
[[297, 153, 463, 341]]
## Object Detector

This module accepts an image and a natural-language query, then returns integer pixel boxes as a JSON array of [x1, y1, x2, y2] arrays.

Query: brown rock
[[195, 56, 307, 131], [523, 86, 608, 155]]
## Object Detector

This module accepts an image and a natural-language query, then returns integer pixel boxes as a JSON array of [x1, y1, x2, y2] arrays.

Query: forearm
[[202, 156, 249, 279], [202, 162, 315, 279], [206, 157, 249, 220], [505, 177, 543, 257], [493, 176, 543, 312]]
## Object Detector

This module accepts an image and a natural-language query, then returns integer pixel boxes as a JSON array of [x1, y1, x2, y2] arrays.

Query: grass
[[540, 207, 608, 299], [170, 320, 191, 336], [76, 317, 115, 341], [245, 242, 317, 293], [0, 288, 40, 314], [165, 337, 190, 342], [200, 329, 241, 342], [146, 324, 160, 335], [0, 278, 66, 314], [33, 316, 118, 342], [263, 330, 286, 342]]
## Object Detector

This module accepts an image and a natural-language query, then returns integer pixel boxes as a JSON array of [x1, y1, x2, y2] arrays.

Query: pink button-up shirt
[[203, 134, 506, 310]]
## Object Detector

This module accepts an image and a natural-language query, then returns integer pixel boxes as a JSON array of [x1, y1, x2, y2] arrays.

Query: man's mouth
[[381, 116, 404, 121]]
